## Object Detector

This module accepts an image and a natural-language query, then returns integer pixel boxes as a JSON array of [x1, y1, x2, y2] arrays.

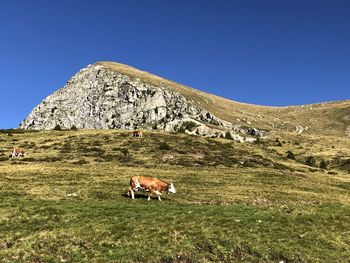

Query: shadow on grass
[[121, 193, 148, 200], [121, 192, 170, 201]]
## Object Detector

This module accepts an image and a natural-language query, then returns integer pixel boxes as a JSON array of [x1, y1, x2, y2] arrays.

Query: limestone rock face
[[20, 64, 230, 131]]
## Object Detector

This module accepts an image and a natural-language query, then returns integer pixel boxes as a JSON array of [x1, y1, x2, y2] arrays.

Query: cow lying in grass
[[128, 176, 176, 201], [10, 148, 26, 158]]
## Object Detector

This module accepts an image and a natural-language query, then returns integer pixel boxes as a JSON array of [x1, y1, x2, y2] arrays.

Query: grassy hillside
[[98, 61, 350, 136], [0, 129, 349, 262]]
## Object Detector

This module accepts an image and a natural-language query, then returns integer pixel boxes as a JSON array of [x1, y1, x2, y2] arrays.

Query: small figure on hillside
[[10, 148, 26, 158], [131, 130, 143, 138]]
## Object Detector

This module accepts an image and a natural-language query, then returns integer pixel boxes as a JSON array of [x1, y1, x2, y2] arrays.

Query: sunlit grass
[[0, 129, 349, 262]]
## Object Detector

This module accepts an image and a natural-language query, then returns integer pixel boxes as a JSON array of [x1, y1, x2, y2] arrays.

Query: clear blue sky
[[1, 0, 349, 128]]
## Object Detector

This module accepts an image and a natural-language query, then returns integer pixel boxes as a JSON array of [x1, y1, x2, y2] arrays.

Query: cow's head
[[167, 183, 176, 194]]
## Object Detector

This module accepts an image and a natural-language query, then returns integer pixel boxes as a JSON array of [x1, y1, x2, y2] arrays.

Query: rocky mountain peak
[[20, 62, 259, 141]]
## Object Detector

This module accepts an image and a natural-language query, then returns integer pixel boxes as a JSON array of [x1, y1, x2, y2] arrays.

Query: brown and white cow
[[10, 148, 26, 158], [127, 176, 176, 201], [131, 130, 143, 138]]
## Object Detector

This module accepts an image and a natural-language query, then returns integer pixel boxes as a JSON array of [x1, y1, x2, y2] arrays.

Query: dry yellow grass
[[97, 61, 350, 136], [1, 129, 349, 204]]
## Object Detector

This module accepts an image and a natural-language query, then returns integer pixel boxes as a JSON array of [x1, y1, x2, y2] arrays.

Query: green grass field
[[0, 130, 349, 262]]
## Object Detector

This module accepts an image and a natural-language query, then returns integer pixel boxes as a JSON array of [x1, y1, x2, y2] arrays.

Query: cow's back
[[131, 176, 164, 191]]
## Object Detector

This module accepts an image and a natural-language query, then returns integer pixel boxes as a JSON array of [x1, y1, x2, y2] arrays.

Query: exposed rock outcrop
[[20, 63, 262, 141]]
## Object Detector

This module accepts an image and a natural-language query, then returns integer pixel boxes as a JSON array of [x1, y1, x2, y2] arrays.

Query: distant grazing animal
[[128, 176, 176, 201], [10, 148, 26, 158], [132, 130, 143, 138]]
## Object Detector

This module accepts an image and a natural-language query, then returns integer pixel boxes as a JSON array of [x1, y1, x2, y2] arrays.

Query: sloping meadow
[[0, 129, 349, 262]]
